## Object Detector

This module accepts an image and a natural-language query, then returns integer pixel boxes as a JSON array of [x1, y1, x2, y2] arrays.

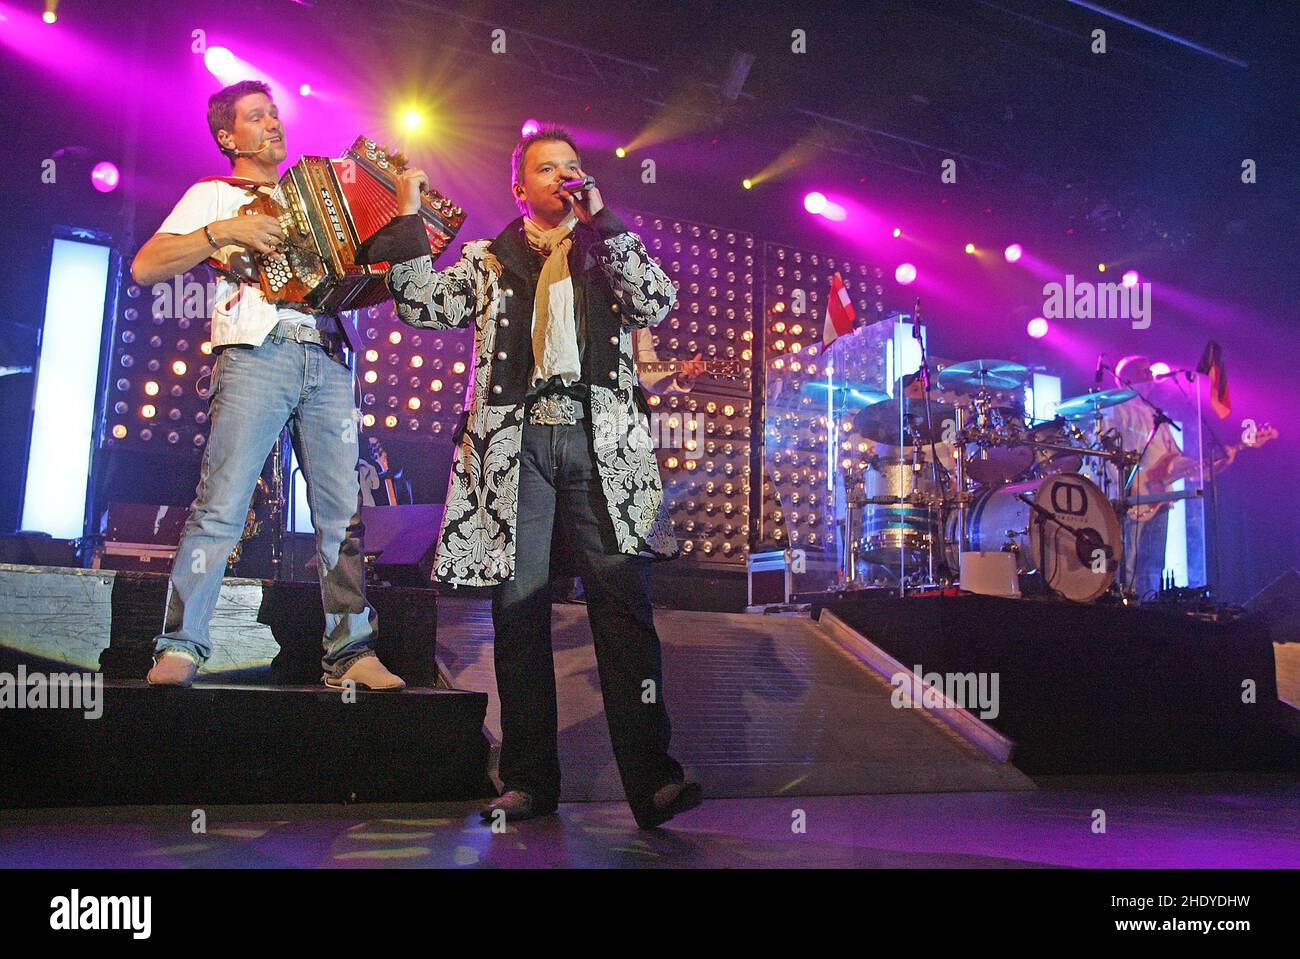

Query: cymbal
[[1056, 388, 1138, 419], [853, 396, 956, 445], [937, 359, 1030, 393]]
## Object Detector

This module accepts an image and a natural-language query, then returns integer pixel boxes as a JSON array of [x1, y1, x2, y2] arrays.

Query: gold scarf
[[522, 213, 580, 388]]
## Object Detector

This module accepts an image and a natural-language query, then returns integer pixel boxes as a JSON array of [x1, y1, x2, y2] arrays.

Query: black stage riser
[[0, 684, 492, 808], [812, 593, 1297, 775]]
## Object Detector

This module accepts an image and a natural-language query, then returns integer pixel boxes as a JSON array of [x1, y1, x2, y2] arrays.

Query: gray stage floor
[[0, 774, 1295, 868]]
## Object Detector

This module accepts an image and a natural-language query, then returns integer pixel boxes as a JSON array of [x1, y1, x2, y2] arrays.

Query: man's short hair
[[510, 126, 580, 215], [207, 80, 272, 162]]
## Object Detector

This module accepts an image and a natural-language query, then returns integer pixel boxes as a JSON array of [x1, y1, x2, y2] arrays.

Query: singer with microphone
[[129, 80, 404, 693], [358, 126, 701, 829]]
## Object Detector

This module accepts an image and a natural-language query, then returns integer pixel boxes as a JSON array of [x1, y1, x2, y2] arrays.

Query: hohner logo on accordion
[[212, 134, 465, 314]]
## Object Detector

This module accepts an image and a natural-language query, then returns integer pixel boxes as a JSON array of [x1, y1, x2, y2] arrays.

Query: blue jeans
[[154, 333, 376, 678]]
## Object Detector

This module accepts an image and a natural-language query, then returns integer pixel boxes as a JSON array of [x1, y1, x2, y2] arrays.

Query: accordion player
[[209, 134, 465, 314]]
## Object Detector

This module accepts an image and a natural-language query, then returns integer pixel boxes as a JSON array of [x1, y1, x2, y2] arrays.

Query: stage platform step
[[0, 681, 492, 808], [812, 592, 1300, 775], [434, 598, 1035, 802], [0, 563, 442, 687]]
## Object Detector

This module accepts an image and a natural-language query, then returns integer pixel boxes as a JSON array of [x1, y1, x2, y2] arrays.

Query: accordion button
[[496, 351, 507, 361], [610, 335, 619, 345], [492, 384, 503, 395]]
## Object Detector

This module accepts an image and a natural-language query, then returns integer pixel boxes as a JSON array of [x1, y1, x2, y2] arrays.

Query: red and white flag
[[822, 271, 856, 348]]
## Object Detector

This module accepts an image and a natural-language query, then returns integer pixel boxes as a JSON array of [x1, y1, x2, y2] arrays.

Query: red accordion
[[214, 134, 466, 314]]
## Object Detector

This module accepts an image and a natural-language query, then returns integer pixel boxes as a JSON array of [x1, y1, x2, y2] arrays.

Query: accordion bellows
[[218, 134, 466, 314]]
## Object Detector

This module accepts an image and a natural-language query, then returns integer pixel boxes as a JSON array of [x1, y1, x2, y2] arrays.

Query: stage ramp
[[435, 598, 1034, 802]]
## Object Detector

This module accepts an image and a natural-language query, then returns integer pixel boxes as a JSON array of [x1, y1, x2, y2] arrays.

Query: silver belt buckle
[[529, 394, 578, 425], [292, 324, 312, 344]]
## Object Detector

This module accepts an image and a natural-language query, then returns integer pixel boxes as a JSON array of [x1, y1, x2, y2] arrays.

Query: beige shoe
[[146, 651, 199, 687], [323, 655, 406, 691]]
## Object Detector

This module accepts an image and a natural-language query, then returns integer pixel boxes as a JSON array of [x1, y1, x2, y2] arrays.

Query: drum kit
[[841, 358, 1142, 602]]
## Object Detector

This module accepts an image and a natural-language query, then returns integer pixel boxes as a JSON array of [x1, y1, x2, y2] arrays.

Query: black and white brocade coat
[[370, 207, 680, 587]]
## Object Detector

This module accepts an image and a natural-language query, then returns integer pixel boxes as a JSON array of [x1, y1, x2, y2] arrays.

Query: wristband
[[204, 225, 220, 250]]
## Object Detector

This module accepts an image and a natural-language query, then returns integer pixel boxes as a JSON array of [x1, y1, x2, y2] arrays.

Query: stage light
[[400, 108, 425, 132], [804, 192, 827, 215], [112, 424, 127, 439], [615, 147, 627, 158], [407, 397, 421, 411], [742, 178, 752, 190], [204, 46, 235, 78], [388, 330, 402, 344], [451, 361, 466, 374], [1150, 361, 1171, 378], [172, 360, 187, 376], [1122, 269, 1139, 288], [90, 161, 120, 194], [299, 83, 312, 97], [892, 227, 902, 238], [384, 415, 398, 428], [364, 349, 379, 362], [895, 263, 917, 285], [431, 378, 443, 391], [1004, 243, 1023, 263], [140, 404, 156, 419], [364, 370, 378, 384], [1027, 317, 1049, 338], [772, 301, 785, 313], [42, 1, 57, 25], [1097, 262, 1107, 273], [144, 380, 159, 396], [521, 118, 540, 137], [964, 242, 976, 255]]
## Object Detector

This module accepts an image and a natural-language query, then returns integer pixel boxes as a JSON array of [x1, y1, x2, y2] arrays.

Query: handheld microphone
[[560, 175, 596, 194]]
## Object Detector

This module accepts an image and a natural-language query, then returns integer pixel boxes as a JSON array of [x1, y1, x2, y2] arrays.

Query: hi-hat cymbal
[[1056, 388, 1139, 418], [853, 396, 956, 445], [937, 359, 1030, 393]]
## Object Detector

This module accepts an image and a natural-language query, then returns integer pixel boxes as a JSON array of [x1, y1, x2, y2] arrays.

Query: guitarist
[[1102, 355, 1272, 600], [634, 328, 706, 394]]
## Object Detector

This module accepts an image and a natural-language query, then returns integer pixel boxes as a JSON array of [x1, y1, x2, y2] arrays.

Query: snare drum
[[945, 472, 1121, 602]]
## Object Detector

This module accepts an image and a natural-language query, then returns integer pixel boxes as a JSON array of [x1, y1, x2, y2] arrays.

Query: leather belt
[[270, 320, 345, 357]]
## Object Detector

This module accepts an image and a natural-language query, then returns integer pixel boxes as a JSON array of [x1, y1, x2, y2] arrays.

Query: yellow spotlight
[[388, 330, 402, 344], [964, 243, 976, 255], [410, 355, 424, 368], [742, 178, 753, 190], [407, 397, 421, 410], [144, 381, 159, 396], [141, 404, 156, 419], [400, 108, 425, 132], [200, 341, 212, 355], [172, 360, 187, 376], [615, 147, 627, 158], [365, 349, 379, 363], [451, 361, 466, 374], [43, 1, 58, 25], [112, 424, 127, 439], [1098, 262, 1107, 273], [431, 379, 443, 392], [362, 413, 376, 427], [364, 370, 378, 383], [384, 415, 399, 428]]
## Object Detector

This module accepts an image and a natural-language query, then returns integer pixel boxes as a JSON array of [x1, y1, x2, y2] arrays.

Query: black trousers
[[491, 417, 683, 816]]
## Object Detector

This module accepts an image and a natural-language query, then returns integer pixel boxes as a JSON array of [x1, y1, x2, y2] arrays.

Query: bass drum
[[945, 473, 1122, 602]]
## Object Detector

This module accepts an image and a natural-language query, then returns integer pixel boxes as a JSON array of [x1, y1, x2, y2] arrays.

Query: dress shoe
[[323, 654, 406, 691], [634, 781, 703, 829], [480, 789, 558, 823], [146, 651, 199, 687]]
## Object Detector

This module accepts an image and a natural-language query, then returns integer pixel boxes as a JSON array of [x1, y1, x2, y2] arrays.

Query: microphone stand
[[912, 307, 946, 586]]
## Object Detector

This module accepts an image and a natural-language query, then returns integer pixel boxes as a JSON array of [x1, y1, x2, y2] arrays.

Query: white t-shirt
[[156, 179, 317, 348]]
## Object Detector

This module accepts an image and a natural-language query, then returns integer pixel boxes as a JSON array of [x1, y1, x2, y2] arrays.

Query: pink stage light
[[1004, 243, 1023, 263], [520, 118, 541, 137], [1026, 317, 1049, 338], [1149, 361, 1172, 378], [90, 161, 119, 193], [892, 227, 902, 238], [895, 263, 917, 286], [803, 192, 827, 215], [1121, 269, 1139, 288], [203, 46, 236, 79], [299, 83, 311, 96]]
